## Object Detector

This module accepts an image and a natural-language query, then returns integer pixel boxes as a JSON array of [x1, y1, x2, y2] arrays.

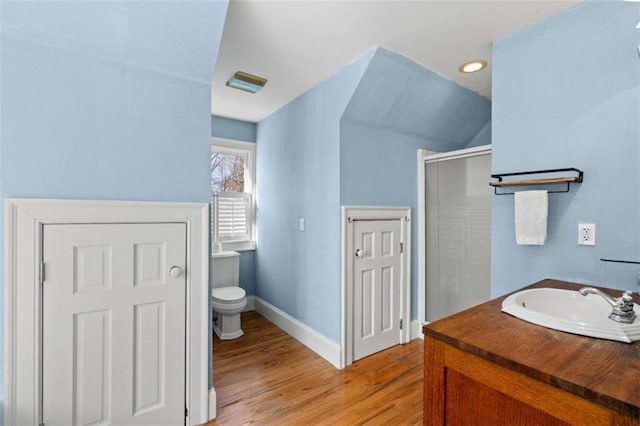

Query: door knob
[[355, 249, 363, 258], [169, 266, 183, 278]]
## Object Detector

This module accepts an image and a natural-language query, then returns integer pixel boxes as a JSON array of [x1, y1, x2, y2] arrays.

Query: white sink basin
[[501, 288, 640, 343]]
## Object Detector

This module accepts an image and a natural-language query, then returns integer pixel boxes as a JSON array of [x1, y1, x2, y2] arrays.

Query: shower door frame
[[417, 144, 492, 329]]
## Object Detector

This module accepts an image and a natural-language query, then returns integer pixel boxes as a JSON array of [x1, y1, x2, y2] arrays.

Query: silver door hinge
[[400, 242, 404, 254], [399, 318, 403, 330], [40, 261, 45, 284]]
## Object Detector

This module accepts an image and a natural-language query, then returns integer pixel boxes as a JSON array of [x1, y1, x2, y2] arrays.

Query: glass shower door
[[425, 152, 491, 322]]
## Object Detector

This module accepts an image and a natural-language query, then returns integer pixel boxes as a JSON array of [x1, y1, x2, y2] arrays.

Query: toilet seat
[[212, 286, 246, 304]]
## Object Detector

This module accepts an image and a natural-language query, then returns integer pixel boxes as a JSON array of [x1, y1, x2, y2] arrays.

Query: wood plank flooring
[[205, 311, 423, 426]]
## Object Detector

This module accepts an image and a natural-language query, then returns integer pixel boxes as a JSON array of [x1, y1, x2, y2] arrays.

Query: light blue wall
[[340, 120, 434, 320], [492, 1, 640, 296], [341, 48, 491, 319], [256, 50, 375, 343], [466, 120, 492, 148], [256, 46, 491, 343], [1, 0, 228, 397], [211, 114, 257, 295], [236, 252, 256, 296], [212, 114, 257, 142]]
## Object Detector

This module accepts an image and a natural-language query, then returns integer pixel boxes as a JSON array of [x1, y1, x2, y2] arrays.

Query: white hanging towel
[[514, 190, 548, 245]]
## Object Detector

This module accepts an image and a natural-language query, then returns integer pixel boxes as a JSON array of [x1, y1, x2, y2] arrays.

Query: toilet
[[212, 251, 247, 340]]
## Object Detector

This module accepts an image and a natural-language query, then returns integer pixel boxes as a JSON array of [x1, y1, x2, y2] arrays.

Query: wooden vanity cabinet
[[423, 279, 640, 426]]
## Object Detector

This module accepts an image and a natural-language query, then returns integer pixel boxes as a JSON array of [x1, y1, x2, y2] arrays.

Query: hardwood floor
[[205, 311, 423, 425]]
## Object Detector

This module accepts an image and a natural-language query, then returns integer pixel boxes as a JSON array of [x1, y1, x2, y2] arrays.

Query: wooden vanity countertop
[[423, 278, 640, 419]]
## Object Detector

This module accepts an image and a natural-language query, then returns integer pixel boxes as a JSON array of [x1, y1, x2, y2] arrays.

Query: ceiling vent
[[226, 71, 268, 93]]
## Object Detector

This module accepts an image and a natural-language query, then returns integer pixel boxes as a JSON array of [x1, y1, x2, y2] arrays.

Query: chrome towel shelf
[[490, 168, 583, 195]]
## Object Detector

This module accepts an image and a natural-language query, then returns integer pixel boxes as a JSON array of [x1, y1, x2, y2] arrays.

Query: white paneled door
[[42, 223, 187, 426], [353, 220, 402, 361]]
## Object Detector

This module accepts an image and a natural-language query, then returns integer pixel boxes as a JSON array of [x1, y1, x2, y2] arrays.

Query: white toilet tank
[[212, 251, 240, 288]]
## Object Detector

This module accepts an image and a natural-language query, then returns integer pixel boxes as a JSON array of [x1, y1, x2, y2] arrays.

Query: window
[[211, 138, 256, 251]]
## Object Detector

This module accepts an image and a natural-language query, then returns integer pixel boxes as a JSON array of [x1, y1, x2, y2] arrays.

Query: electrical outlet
[[578, 223, 595, 246], [299, 218, 305, 231]]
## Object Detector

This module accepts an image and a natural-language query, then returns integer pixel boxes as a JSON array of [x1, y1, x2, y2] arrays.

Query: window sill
[[215, 240, 256, 253]]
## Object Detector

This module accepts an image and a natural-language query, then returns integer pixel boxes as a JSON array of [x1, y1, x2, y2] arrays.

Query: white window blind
[[214, 192, 251, 242]]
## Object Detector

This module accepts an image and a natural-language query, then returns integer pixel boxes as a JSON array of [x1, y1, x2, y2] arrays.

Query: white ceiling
[[211, 0, 579, 123]]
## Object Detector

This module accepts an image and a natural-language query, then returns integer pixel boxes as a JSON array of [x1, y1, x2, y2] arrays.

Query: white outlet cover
[[578, 223, 595, 246]]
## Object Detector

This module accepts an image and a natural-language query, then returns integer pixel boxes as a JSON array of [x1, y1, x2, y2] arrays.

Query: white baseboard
[[410, 319, 424, 340], [254, 297, 342, 369], [208, 387, 216, 420]]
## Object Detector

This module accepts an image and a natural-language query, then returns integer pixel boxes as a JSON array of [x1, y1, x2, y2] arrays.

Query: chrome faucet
[[578, 287, 637, 324]]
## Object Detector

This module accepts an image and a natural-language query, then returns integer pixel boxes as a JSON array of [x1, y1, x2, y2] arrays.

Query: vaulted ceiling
[[343, 47, 491, 149], [211, 0, 578, 123]]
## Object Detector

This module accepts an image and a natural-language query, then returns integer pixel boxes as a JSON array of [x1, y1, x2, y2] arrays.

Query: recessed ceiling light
[[458, 60, 488, 73], [226, 71, 268, 93]]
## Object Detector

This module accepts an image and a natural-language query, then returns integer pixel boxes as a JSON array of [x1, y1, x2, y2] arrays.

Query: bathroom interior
[[1, 0, 639, 424], [209, 0, 640, 422]]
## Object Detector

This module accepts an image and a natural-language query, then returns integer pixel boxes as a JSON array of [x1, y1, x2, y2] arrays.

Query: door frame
[[4, 198, 212, 426], [341, 206, 411, 368], [417, 144, 491, 327]]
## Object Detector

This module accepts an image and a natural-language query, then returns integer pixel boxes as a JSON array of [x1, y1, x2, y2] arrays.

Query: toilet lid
[[212, 286, 246, 303]]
